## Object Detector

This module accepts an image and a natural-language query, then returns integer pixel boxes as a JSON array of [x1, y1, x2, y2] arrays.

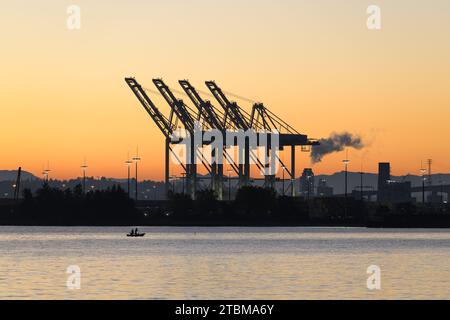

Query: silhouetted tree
[[277, 195, 308, 221], [195, 189, 218, 216], [22, 188, 33, 201], [73, 184, 83, 197], [15, 184, 138, 225], [234, 186, 276, 217], [169, 193, 193, 217]]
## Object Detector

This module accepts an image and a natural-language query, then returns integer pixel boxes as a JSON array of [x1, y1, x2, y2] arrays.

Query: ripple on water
[[0, 226, 449, 299]]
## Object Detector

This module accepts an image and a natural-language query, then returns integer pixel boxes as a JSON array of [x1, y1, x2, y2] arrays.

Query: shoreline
[[1, 222, 449, 228]]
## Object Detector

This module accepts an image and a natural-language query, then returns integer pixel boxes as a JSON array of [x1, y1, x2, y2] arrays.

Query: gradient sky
[[1, 0, 449, 180]]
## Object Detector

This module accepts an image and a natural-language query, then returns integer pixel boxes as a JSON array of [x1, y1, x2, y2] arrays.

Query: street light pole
[[343, 159, 350, 198], [360, 171, 364, 201], [342, 154, 350, 219], [282, 166, 286, 196], [133, 149, 141, 201], [125, 159, 132, 198], [420, 168, 426, 204], [80, 162, 88, 194], [422, 176, 425, 204]]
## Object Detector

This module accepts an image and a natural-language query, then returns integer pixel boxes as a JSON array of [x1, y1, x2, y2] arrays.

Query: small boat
[[127, 233, 145, 237]]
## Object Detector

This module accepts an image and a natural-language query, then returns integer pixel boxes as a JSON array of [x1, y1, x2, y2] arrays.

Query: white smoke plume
[[311, 132, 364, 163]]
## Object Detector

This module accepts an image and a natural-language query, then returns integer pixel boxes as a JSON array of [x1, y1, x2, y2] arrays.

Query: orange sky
[[1, 0, 450, 180]]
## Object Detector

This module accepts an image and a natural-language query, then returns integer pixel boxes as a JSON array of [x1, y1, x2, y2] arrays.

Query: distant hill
[[0, 170, 38, 182]]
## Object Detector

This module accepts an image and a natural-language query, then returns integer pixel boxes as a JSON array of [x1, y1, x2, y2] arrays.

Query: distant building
[[427, 191, 442, 204], [377, 162, 391, 202], [300, 168, 315, 198], [317, 179, 333, 197], [387, 180, 413, 203], [377, 162, 413, 203]]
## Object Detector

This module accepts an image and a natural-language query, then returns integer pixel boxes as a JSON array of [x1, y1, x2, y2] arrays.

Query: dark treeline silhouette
[[1, 183, 139, 225], [159, 186, 360, 226], [150, 186, 448, 227], [0, 185, 449, 227], [0, 176, 165, 201]]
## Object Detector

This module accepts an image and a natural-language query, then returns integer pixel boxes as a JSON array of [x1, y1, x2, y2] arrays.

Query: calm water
[[0, 226, 449, 299]]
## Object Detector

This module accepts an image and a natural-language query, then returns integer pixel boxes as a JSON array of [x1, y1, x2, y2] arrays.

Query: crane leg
[[264, 146, 275, 189], [244, 140, 250, 186], [190, 139, 197, 200], [211, 147, 217, 194], [217, 163, 223, 200], [291, 145, 296, 197], [165, 138, 170, 199]]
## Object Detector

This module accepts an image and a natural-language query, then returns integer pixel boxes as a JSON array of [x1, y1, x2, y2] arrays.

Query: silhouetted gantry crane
[[125, 77, 318, 200]]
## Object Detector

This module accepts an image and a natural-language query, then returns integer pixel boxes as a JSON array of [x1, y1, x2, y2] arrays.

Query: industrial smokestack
[[311, 132, 364, 163]]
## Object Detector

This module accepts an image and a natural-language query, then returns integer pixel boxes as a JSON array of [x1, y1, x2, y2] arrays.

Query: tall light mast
[[342, 152, 350, 198], [81, 159, 88, 194], [420, 163, 427, 204], [125, 154, 133, 198], [133, 147, 141, 200], [342, 150, 350, 219]]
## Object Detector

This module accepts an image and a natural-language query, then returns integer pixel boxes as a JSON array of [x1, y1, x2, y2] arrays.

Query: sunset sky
[[1, 0, 449, 180]]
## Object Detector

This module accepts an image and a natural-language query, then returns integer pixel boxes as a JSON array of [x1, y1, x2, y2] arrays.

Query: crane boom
[[179, 80, 243, 176], [153, 79, 214, 180], [205, 81, 250, 130], [153, 79, 197, 133], [124, 77, 173, 138], [179, 80, 224, 131], [251, 103, 300, 134]]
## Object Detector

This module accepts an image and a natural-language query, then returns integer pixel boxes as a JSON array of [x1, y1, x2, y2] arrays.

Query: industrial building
[[317, 179, 334, 197], [299, 168, 315, 198], [377, 162, 413, 203]]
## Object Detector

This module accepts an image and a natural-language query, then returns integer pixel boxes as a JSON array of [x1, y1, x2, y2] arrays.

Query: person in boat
[[135, 228, 139, 235], [130, 228, 135, 236]]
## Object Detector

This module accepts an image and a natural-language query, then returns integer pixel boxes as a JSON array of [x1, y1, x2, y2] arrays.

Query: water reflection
[[0, 227, 449, 299]]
